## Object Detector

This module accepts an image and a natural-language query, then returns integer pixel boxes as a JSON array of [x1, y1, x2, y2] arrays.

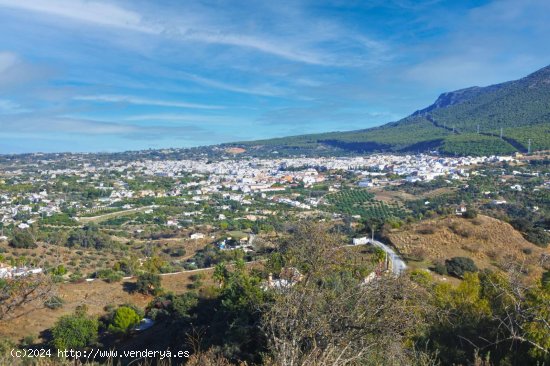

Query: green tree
[[108, 306, 141, 334], [135, 273, 162, 295], [9, 229, 36, 249], [364, 217, 385, 240], [172, 293, 198, 321], [213, 262, 228, 287], [51, 311, 98, 350]]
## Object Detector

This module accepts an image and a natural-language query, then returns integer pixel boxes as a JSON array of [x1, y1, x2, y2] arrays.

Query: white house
[[352, 237, 369, 245], [190, 233, 205, 240]]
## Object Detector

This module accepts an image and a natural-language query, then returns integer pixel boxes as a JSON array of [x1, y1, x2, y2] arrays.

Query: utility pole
[[500, 127, 503, 140], [528, 139, 532, 154], [477, 124, 480, 134]]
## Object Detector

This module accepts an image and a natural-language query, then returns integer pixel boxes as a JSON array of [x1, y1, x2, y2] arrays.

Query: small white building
[[510, 184, 522, 192], [352, 237, 369, 245], [190, 233, 205, 240], [455, 204, 467, 216]]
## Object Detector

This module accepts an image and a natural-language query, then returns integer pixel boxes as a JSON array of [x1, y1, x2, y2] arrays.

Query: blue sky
[[0, 0, 549, 153]]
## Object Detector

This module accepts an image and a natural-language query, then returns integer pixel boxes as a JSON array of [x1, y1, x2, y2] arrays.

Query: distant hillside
[[387, 215, 550, 281], [227, 65, 550, 156]]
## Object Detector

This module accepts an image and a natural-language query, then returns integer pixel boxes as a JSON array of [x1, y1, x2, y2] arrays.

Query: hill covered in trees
[[227, 65, 550, 156]]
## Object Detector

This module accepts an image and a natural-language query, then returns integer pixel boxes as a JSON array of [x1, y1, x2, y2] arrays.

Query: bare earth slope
[[387, 215, 549, 279]]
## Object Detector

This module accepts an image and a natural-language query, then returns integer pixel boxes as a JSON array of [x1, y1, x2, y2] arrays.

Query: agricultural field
[[325, 189, 406, 220]]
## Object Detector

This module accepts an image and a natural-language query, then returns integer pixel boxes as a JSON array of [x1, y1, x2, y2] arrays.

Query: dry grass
[[0, 269, 213, 343], [387, 215, 550, 280]]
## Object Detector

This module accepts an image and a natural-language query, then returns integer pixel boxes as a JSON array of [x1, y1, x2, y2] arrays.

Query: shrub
[[471, 218, 483, 226], [44, 296, 65, 310], [51, 311, 98, 350], [9, 230, 36, 249], [171, 293, 198, 320], [409, 270, 432, 286], [51, 265, 67, 276], [20, 335, 35, 347], [146, 293, 198, 322], [445, 257, 478, 278], [510, 218, 532, 232], [96, 269, 124, 283], [432, 261, 448, 276], [463, 209, 478, 219], [524, 228, 549, 248], [136, 273, 162, 295], [70, 272, 84, 283], [108, 306, 141, 334], [417, 226, 436, 235], [170, 248, 186, 257], [448, 223, 471, 238], [408, 246, 427, 262], [542, 271, 550, 291]]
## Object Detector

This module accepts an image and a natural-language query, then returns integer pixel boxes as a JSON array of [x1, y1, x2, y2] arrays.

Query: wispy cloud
[[0, 0, 158, 33], [0, 51, 17, 73], [405, 0, 550, 90], [0, 114, 232, 141], [0, 99, 29, 114], [0, 0, 390, 67], [178, 72, 288, 97], [178, 30, 329, 66], [1, 0, 549, 153], [124, 113, 243, 125], [74, 95, 224, 110], [0, 51, 51, 91]]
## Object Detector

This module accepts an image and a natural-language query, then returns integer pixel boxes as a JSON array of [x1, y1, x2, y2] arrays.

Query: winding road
[[369, 239, 407, 275]]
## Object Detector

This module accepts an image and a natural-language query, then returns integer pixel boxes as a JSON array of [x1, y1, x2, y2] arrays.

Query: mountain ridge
[[227, 64, 550, 156]]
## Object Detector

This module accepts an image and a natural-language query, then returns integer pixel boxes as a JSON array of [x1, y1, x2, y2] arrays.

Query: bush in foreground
[[445, 256, 478, 278], [51, 309, 98, 350]]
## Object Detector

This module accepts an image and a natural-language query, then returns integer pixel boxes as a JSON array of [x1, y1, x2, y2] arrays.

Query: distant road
[[77, 205, 158, 223], [87, 259, 268, 282]]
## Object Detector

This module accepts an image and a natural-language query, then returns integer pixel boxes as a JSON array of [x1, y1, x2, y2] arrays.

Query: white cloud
[[0, 0, 389, 66], [179, 72, 287, 97], [0, 0, 159, 33], [179, 30, 329, 65], [0, 99, 29, 114], [0, 51, 17, 73], [74, 94, 224, 110], [123, 113, 241, 124]]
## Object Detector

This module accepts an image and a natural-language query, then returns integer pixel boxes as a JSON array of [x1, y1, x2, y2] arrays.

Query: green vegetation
[[445, 256, 478, 278], [95, 268, 124, 283], [51, 308, 98, 350], [500, 123, 550, 151], [9, 229, 36, 249], [44, 296, 65, 310], [107, 306, 141, 334], [40, 213, 78, 226], [135, 272, 162, 295], [66, 225, 114, 250], [441, 133, 516, 156], [146, 292, 198, 321], [326, 189, 405, 219], [426, 271, 550, 364], [2, 222, 549, 365]]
